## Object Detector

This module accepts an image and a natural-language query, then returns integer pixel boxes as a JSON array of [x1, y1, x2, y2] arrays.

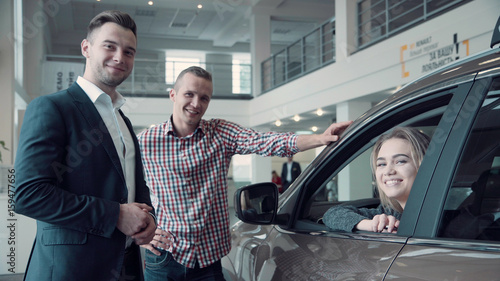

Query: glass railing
[[259, 0, 470, 94], [357, 0, 468, 49], [44, 55, 252, 100], [260, 17, 336, 94]]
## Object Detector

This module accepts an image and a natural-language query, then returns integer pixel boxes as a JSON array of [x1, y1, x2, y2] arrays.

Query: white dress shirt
[[76, 76, 136, 203]]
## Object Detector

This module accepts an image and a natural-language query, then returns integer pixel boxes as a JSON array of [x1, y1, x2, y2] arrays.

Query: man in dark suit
[[14, 11, 155, 281], [281, 156, 302, 192]]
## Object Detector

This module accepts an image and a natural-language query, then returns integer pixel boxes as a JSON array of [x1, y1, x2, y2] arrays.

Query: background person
[[323, 127, 430, 233], [272, 170, 283, 192], [14, 10, 156, 281], [137, 66, 352, 281], [281, 156, 302, 192]]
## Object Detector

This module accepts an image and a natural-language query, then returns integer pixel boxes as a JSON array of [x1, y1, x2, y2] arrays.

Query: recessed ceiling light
[[316, 108, 324, 116], [311, 126, 318, 132], [197, 4, 203, 9], [293, 114, 300, 122], [148, 1, 154, 5], [275, 120, 282, 127]]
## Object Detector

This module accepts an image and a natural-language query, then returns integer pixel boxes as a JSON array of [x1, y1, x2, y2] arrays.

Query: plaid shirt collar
[[164, 115, 207, 138]]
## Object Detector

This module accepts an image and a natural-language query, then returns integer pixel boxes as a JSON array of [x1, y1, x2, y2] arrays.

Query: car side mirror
[[234, 182, 278, 224]]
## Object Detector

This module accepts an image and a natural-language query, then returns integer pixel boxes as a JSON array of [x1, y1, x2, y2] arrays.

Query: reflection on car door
[[253, 228, 407, 280]]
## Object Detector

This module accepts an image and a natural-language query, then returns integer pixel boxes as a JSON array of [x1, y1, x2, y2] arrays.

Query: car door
[[385, 72, 500, 280], [235, 76, 475, 280]]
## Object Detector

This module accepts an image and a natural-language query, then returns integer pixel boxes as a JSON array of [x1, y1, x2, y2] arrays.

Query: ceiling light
[[316, 108, 324, 116], [311, 126, 318, 132], [275, 120, 282, 127], [148, 1, 153, 5], [197, 4, 203, 9], [293, 114, 300, 122]]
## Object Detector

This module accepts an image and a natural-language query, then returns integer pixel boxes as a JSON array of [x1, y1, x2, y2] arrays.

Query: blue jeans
[[144, 249, 226, 281]]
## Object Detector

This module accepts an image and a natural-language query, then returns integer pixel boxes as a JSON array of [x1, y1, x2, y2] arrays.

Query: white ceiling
[[48, 0, 335, 48]]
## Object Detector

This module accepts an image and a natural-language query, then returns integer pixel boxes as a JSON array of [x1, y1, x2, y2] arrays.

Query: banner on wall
[[400, 33, 470, 79], [42, 61, 84, 94]]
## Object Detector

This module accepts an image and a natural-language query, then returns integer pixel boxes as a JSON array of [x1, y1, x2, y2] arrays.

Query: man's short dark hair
[[174, 66, 213, 90], [87, 10, 137, 41]]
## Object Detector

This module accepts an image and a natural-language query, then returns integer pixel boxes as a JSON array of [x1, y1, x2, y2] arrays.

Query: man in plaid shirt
[[138, 66, 351, 280]]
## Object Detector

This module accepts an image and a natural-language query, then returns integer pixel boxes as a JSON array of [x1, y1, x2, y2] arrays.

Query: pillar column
[[336, 101, 373, 201], [335, 0, 357, 63], [250, 12, 271, 97], [0, 0, 15, 165]]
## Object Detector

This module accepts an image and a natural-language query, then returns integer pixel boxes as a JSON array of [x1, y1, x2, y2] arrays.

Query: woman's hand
[[356, 214, 399, 233]]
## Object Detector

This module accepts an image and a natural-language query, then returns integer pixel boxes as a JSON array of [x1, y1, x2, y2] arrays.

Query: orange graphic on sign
[[400, 45, 409, 78]]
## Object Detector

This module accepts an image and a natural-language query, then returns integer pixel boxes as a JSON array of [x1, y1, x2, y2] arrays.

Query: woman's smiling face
[[375, 138, 418, 209]]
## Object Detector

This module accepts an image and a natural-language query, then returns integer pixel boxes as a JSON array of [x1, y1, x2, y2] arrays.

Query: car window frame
[[284, 80, 476, 237], [414, 73, 500, 241]]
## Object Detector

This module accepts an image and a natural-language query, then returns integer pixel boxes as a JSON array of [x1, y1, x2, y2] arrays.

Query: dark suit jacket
[[14, 83, 153, 281], [281, 161, 302, 191]]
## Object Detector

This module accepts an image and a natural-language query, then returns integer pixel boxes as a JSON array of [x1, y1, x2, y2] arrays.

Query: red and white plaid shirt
[[137, 117, 299, 268]]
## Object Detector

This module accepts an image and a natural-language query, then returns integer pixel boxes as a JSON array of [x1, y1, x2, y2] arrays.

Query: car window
[[438, 77, 500, 242], [298, 91, 456, 230]]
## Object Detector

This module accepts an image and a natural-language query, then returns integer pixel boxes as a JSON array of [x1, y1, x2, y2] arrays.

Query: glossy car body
[[222, 17, 500, 281]]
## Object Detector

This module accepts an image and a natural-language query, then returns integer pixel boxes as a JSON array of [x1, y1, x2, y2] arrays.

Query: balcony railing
[[44, 55, 252, 100], [357, 0, 469, 49], [261, 18, 336, 94]]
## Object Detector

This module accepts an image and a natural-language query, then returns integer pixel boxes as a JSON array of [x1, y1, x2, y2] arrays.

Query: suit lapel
[[67, 83, 126, 182]]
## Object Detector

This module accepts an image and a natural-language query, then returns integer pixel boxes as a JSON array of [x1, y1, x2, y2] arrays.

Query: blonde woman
[[323, 127, 430, 233]]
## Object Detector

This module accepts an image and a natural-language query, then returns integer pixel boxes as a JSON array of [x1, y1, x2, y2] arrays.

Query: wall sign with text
[[400, 33, 469, 78], [42, 61, 84, 94]]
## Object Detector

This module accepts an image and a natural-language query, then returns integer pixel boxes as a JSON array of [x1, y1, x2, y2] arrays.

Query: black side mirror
[[234, 182, 278, 224]]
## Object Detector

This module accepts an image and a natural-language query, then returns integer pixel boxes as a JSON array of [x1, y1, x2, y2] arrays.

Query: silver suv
[[223, 16, 500, 281]]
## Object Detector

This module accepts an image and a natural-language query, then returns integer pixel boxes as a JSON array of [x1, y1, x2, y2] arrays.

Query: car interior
[[438, 78, 500, 242]]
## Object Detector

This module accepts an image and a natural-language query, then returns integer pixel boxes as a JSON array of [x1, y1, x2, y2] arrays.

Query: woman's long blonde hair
[[370, 127, 431, 213]]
